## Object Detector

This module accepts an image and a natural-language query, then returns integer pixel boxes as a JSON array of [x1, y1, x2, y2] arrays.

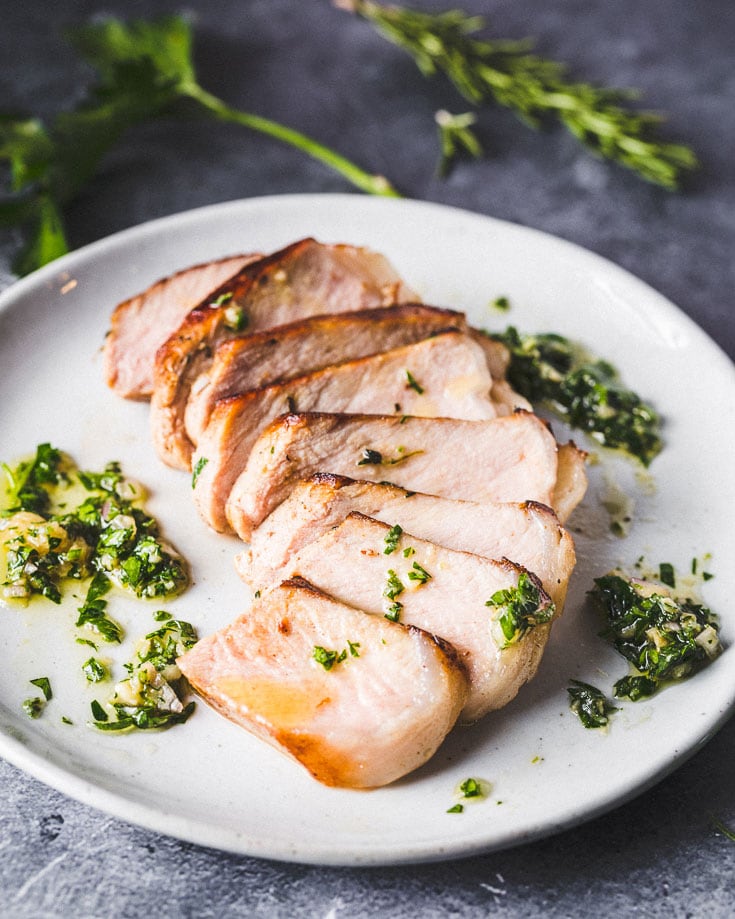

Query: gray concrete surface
[[1, 1, 734, 915]]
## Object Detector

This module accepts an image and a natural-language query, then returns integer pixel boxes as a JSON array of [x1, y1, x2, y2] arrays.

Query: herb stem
[[183, 85, 400, 198]]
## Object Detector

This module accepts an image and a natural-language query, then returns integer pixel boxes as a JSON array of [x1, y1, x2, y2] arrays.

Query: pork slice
[[238, 475, 575, 609], [177, 576, 468, 788], [225, 410, 563, 540], [185, 304, 467, 443], [104, 254, 258, 400], [553, 442, 589, 522], [193, 331, 496, 532], [470, 331, 532, 415], [151, 238, 417, 470], [282, 514, 555, 722]]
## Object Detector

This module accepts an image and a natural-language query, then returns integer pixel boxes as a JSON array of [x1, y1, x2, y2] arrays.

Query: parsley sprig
[[0, 16, 398, 276], [341, 0, 697, 187]]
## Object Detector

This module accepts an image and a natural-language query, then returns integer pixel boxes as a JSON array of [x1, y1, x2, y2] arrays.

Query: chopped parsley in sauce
[[22, 697, 45, 719], [22, 676, 52, 718], [383, 569, 405, 622], [30, 676, 52, 700], [485, 572, 555, 649], [491, 327, 662, 466], [191, 456, 208, 488], [383, 524, 403, 555], [567, 680, 617, 728], [313, 640, 361, 671], [447, 777, 489, 813], [90, 616, 198, 732], [405, 370, 424, 394], [1, 446, 188, 606], [82, 657, 107, 683], [592, 570, 721, 700], [407, 561, 432, 585]]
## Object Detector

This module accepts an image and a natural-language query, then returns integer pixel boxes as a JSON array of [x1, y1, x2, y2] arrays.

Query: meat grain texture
[[238, 475, 575, 609], [225, 410, 575, 540], [184, 303, 467, 442], [281, 514, 556, 723], [192, 331, 497, 532]]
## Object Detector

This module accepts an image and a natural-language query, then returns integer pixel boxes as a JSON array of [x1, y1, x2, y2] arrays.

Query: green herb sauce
[[592, 571, 721, 700], [91, 616, 198, 732], [1, 445, 188, 607], [567, 679, 617, 728], [491, 327, 662, 466]]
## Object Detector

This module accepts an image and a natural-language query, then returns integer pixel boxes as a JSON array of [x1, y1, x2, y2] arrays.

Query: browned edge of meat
[[150, 238, 417, 470], [177, 576, 469, 788], [104, 253, 259, 400], [185, 303, 468, 443]]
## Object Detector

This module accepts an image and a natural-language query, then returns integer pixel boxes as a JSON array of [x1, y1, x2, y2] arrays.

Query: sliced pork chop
[[194, 331, 496, 531], [185, 303, 467, 443], [104, 254, 258, 400], [237, 475, 575, 609], [151, 238, 417, 470], [225, 410, 577, 540], [177, 577, 468, 788], [281, 514, 556, 722]]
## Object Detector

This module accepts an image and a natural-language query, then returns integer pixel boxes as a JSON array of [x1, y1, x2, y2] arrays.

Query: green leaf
[[68, 16, 195, 89], [0, 116, 54, 192], [30, 677, 53, 701], [13, 195, 69, 275], [2, 13, 400, 276]]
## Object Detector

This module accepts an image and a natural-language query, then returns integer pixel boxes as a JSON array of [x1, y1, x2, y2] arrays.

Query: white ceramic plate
[[1, 195, 733, 866]]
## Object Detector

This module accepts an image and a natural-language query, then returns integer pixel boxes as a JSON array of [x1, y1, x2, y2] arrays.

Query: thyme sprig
[[341, 0, 697, 188]]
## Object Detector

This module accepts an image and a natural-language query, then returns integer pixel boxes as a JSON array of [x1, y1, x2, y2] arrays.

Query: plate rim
[[1, 192, 734, 866]]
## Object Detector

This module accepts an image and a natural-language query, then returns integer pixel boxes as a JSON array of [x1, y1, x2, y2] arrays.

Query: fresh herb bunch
[[592, 573, 722, 700], [340, 0, 697, 186], [493, 327, 662, 466], [0, 16, 398, 276]]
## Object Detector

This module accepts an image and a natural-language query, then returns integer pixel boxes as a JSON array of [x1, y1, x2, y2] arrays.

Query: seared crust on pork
[[151, 238, 417, 470], [192, 331, 497, 532], [104, 253, 258, 400], [184, 303, 467, 443], [237, 475, 575, 609]]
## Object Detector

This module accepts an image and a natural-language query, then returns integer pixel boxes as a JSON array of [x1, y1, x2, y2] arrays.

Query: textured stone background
[[1, 1, 733, 916]]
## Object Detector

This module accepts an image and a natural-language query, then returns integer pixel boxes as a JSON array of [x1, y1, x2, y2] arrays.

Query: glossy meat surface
[[239, 475, 575, 609], [151, 238, 416, 469]]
